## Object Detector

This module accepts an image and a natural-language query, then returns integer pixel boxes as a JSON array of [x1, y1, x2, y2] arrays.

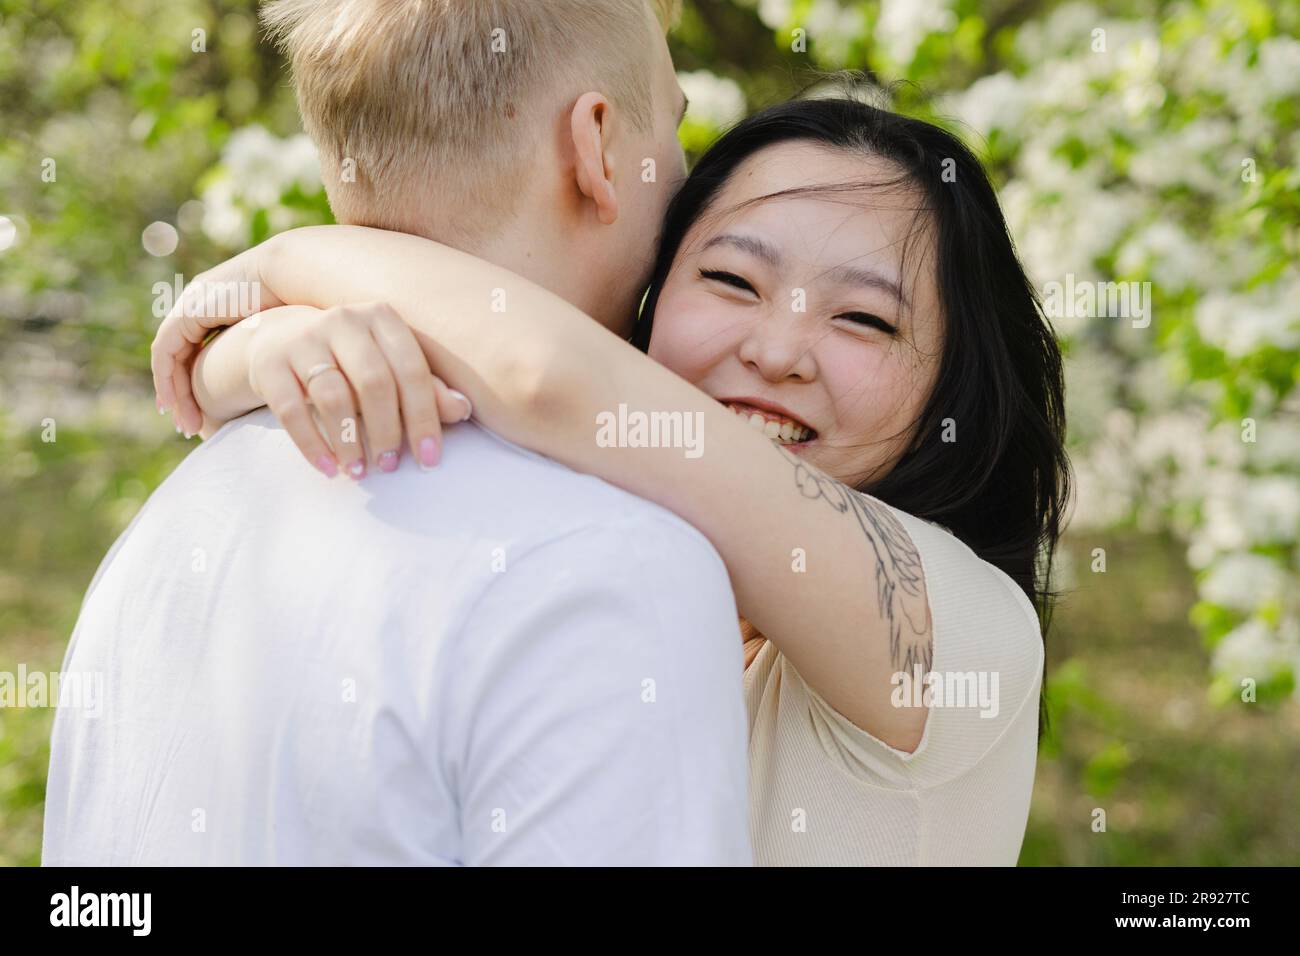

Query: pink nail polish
[[316, 455, 338, 479], [419, 436, 441, 469], [378, 450, 399, 472], [348, 459, 367, 480]]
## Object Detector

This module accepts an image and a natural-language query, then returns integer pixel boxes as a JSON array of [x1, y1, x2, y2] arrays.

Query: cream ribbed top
[[743, 508, 1044, 866]]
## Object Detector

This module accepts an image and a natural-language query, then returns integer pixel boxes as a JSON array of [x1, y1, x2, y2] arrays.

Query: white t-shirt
[[43, 409, 752, 866]]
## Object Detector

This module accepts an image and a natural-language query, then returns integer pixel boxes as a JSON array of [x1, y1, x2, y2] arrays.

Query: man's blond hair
[[261, 0, 680, 244]]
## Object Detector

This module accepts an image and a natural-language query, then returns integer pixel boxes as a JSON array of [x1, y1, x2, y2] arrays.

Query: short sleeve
[[769, 509, 1044, 791]]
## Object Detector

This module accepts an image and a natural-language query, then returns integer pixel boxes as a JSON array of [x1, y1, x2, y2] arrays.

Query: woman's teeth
[[724, 403, 813, 444]]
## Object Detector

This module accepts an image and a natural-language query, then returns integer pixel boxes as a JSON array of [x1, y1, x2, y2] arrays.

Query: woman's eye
[[837, 311, 898, 335], [699, 269, 757, 294]]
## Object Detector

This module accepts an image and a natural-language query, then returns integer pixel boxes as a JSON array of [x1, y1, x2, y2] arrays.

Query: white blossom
[[946, 72, 1030, 138], [1212, 619, 1298, 685], [876, 0, 955, 67], [677, 70, 747, 131], [1201, 554, 1288, 612]]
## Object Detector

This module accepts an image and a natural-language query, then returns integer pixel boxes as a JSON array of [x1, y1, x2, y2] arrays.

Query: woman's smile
[[718, 396, 817, 446]]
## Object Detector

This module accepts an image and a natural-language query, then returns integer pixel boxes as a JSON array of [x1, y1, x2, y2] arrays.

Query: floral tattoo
[[783, 449, 932, 675]]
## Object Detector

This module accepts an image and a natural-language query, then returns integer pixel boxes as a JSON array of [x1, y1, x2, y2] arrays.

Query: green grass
[[1024, 533, 1300, 865], [2, 424, 1297, 865]]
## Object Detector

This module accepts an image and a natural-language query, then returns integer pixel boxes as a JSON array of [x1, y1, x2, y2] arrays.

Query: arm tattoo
[[781, 449, 933, 675]]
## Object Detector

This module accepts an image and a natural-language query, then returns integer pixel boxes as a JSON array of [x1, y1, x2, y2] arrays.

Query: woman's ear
[[568, 91, 619, 226]]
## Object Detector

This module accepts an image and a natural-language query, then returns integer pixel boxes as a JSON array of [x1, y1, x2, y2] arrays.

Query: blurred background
[[1, 0, 1297, 866]]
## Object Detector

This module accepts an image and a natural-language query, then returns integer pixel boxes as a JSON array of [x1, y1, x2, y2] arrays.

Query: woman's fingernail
[[175, 425, 182, 434], [157, 401, 167, 415], [316, 455, 338, 479], [347, 459, 367, 480], [418, 436, 441, 470], [447, 389, 473, 422], [378, 450, 399, 473]]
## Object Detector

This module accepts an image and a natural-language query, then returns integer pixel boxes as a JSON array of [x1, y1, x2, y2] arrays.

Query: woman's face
[[648, 142, 944, 488]]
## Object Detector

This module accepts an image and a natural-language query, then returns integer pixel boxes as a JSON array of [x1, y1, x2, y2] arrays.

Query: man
[[43, 0, 750, 865]]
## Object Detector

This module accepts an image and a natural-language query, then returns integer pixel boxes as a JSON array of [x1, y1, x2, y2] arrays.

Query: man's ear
[[569, 91, 619, 226]]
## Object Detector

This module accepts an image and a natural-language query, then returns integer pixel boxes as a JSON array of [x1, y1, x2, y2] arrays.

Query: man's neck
[[418, 212, 614, 331]]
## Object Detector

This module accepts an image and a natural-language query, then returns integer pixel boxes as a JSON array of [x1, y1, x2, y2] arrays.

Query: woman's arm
[[189, 320, 259, 437], [158, 225, 932, 750]]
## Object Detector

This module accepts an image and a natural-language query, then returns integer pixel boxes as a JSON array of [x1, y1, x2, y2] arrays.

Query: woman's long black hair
[[633, 96, 1070, 733]]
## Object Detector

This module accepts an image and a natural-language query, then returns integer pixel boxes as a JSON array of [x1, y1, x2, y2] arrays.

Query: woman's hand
[[241, 304, 472, 479], [153, 241, 279, 437]]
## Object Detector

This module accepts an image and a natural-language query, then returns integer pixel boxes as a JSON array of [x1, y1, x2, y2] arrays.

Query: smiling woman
[[152, 96, 1068, 865], [645, 140, 944, 489]]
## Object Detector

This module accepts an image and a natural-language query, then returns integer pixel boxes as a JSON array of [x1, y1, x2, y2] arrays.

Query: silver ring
[[303, 362, 340, 386]]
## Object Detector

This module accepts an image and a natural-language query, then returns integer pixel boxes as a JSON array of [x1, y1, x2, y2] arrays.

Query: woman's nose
[[736, 310, 818, 383]]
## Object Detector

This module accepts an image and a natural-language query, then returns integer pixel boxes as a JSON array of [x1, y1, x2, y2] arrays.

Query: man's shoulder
[[198, 410, 721, 563], [453, 421, 724, 561]]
